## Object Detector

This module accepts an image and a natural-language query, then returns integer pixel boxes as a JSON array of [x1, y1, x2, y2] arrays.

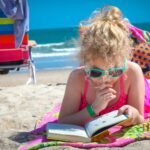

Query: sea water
[[29, 27, 80, 71], [29, 23, 150, 71]]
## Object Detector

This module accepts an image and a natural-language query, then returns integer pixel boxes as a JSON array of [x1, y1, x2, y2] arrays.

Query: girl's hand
[[117, 105, 144, 126], [92, 83, 117, 114]]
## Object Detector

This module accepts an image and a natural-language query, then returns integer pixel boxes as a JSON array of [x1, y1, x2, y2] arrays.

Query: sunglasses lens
[[90, 70, 103, 78], [109, 69, 123, 77]]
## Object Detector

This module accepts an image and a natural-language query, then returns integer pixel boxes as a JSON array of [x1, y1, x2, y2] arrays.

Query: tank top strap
[[83, 76, 89, 98], [119, 75, 125, 97]]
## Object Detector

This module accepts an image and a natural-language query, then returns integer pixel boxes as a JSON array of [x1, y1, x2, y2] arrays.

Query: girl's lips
[[98, 80, 114, 85]]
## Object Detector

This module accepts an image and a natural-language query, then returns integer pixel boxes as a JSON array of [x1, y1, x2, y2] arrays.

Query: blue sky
[[28, 0, 150, 30]]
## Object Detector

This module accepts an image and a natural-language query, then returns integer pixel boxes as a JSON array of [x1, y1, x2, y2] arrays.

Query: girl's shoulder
[[126, 60, 143, 80], [67, 66, 86, 84], [127, 61, 143, 73]]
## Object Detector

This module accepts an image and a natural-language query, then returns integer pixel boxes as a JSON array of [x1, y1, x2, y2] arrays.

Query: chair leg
[[26, 61, 36, 85]]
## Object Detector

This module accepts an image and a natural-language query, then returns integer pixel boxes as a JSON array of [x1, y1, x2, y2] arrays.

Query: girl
[[58, 6, 150, 126]]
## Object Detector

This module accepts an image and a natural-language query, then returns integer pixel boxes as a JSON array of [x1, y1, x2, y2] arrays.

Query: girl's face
[[85, 58, 124, 86]]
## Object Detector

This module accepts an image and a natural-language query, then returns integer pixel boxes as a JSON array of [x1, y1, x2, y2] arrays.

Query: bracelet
[[87, 104, 96, 117]]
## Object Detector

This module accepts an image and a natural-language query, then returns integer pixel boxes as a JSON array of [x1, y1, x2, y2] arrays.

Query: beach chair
[[0, 9, 36, 84]]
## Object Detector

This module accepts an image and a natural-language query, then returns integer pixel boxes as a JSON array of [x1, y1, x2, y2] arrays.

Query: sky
[[28, 0, 150, 30]]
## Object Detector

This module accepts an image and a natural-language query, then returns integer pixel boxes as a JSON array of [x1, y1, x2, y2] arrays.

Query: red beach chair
[[0, 9, 36, 84]]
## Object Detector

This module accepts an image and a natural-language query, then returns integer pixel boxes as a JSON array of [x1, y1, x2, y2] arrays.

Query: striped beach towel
[[18, 103, 150, 150]]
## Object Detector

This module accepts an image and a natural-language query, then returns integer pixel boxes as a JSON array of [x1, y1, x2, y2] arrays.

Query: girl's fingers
[[95, 93, 116, 105], [102, 93, 116, 101], [117, 105, 129, 116], [126, 108, 133, 118], [126, 109, 138, 125], [117, 106, 134, 127]]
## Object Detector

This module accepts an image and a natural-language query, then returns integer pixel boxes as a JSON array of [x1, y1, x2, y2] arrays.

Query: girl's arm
[[58, 69, 95, 125], [119, 62, 145, 124]]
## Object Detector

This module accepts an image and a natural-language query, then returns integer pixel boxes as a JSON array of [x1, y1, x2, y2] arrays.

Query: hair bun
[[100, 6, 122, 21]]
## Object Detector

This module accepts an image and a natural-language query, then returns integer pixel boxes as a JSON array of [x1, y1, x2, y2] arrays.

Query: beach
[[0, 69, 150, 150]]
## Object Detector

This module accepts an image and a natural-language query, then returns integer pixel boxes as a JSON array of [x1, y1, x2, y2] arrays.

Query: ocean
[[29, 27, 80, 71], [29, 23, 150, 71]]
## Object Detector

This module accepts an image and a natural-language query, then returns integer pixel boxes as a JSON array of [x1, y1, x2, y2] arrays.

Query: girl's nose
[[101, 75, 111, 82]]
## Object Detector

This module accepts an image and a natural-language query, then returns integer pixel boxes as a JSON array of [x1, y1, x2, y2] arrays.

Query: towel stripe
[[0, 34, 15, 44], [0, 18, 15, 24], [0, 24, 14, 34], [0, 34, 15, 49]]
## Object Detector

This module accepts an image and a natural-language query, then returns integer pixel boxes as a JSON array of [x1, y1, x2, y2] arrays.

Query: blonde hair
[[79, 6, 131, 65]]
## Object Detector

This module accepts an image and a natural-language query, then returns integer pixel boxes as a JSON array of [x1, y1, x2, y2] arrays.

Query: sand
[[0, 69, 150, 150]]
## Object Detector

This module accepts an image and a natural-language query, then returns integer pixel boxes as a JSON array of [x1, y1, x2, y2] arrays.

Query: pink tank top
[[79, 75, 128, 115], [78, 66, 150, 118]]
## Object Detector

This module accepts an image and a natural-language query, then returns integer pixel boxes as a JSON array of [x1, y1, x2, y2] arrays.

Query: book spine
[[91, 130, 109, 142]]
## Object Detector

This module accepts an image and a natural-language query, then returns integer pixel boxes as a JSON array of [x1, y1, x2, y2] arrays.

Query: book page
[[85, 110, 128, 137], [46, 122, 91, 142]]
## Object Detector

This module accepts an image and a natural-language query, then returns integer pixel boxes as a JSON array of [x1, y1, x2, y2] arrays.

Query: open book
[[46, 110, 130, 142]]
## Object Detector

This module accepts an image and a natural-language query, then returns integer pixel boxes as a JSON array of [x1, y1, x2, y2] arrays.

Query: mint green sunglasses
[[85, 59, 127, 78]]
